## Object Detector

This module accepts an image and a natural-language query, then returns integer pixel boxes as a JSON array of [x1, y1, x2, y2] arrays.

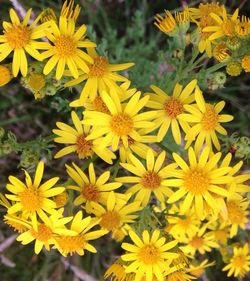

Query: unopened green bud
[[1, 142, 12, 154], [46, 85, 57, 96], [20, 149, 40, 168], [240, 136, 250, 145], [214, 72, 227, 86], [226, 37, 241, 50]]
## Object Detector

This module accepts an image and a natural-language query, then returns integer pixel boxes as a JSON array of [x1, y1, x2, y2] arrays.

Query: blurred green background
[[0, 1, 250, 280]]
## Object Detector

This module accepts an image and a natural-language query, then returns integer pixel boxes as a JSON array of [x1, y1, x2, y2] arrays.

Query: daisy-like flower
[[83, 90, 156, 151], [42, 16, 96, 80], [5, 161, 64, 223], [0, 9, 49, 77], [14, 211, 75, 254], [60, 0, 81, 22], [54, 210, 107, 256], [53, 111, 116, 164], [66, 162, 121, 212], [165, 271, 196, 281], [203, 7, 239, 41], [180, 225, 219, 257], [166, 204, 200, 242], [223, 244, 250, 278], [145, 80, 197, 143], [65, 48, 134, 103], [90, 191, 141, 237], [121, 229, 178, 281], [187, 3, 224, 57], [165, 147, 232, 218], [104, 259, 127, 281], [188, 259, 215, 278], [180, 86, 233, 153], [116, 149, 176, 206], [0, 64, 11, 86]]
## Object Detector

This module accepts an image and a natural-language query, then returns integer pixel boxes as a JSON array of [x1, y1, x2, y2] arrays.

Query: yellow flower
[[83, 90, 156, 151], [145, 80, 197, 143], [42, 16, 96, 80], [39, 8, 57, 24], [0, 9, 49, 77], [104, 259, 127, 281], [54, 210, 107, 256], [203, 7, 239, 40], [165, 271, 195, 281], [180, 225, 219, 256], [66, 48, 134, 103], [5, 161, 64, 223], [90, 191, 141, 235], [223, 244, 250, 278], [213, 43, 230, 62], [121, 229, 178, 281], [226, 61, 242, 76], [242, 55, 250, 72], [188, 259, 215, 278], [154, 10, 178, 35], [15, 211, 74, 254], [53, 111, 116, 163], [0, 64, 11, 86], [236, 16, 250, 36], [180, 86, 233, 153], [166, 147, 232, 218], [66, 162, 121, 212], [61, 0, 81, 22], [116, 149, 176, 206]]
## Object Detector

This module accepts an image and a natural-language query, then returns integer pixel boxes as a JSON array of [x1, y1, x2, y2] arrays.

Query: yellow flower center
[[110, 113, 133, 136], [214, 229, 228, 244], [19, 186, 43, 212], [5, 25, 31, 49], [0, 65, 11, 87], [232, 255, 246, 268], [141, 171, 161, 190], [55, 35, 76, 57], [222, 20, 235, 36], [190, 236, 204, 249], [30, 224, 53, 242], [201, 105, 219, 131], [184, 167, 210, 195], [100, 211, 120, 231], [164, 97, 183, 119], [28, 74, 46, 91], [138, 244, 161, 265], [89, 56, 108, 78], [92, 96, 110, 113], [55, 234, 86, 256], [76, 134, 93, 159], [82, 184, 100, 201], [227, 201, 245, 224], [200, 16, 216, 39], [226, 62, 242, 77]]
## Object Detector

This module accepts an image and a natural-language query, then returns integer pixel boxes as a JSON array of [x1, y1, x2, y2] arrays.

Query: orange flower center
[[19, 186, 43, 212], [138, 244, 161, 265], [227, 201, 245, 224], [5, 24, 31, 49], [190, 236, 204, 249], [100, 211, 120, 231], [89, 56, 108, 78], [55, 35, 76, 57], [232, 255, 246, 268], [164, 97, 183, 119], [82, 184, 100, 201], [92, 96, 110, 113], [110, 113, 133, 136], [30, 224, 53, 242], [28, 74, 46, 91], [201, 105, 219, 131], [141, 171, 161, 190], [184, 167, 210, 195], [76, 134, 93, 158], [55, 234, 86, 256]]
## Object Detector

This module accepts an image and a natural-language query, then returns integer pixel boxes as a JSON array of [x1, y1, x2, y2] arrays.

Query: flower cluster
[[0, 1, 250, 281]]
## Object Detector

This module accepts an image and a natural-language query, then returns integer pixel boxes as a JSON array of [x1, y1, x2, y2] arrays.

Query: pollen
[[100, 211, 120, 231], [190, 236, 204, 249], [138, 244, 161, 265], [76, 134, 93, 159], [30, 224, 53, 242], [184, 167, 210, 195], [82, 184, 100, 201], [141, 171, 161, 190], [0, 65, 11, 87], [55, 234, 86, 256], [5, 25, 31, 49], [201, 105, 219, 131], [88, 56, 108, 78], [164, 97, 183, 119], [55, 35, 76, 57], [110, 113, 133, 136], [227, 201, 245, 224], [19, 186, 43, 212], [92, 96, 110, 113], [28, 73, 45, 91]]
